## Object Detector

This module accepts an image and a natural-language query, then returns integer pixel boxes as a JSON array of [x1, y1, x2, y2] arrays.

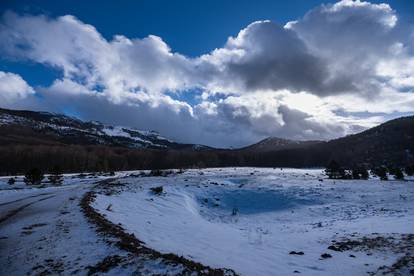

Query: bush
[[405, 165, 414, 176], [24, 168, 44, 185], [371, 167, 388, 180], [8, 177, 15, 185], [149, 170, 173, 177], [150, 186, 163, 195], [149, 169, 163, 177], [351, 167, 369, 180], [48, 165, 63, 186], [389, 167, 404, 180], [325, 160, 345, 179]]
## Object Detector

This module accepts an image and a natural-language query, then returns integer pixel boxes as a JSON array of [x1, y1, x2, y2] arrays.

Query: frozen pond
[[196, 187, 321, 215]]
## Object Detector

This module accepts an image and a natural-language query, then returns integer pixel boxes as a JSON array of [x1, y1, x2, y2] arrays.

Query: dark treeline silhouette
[[1, 143, 413, 176], [0, 144, 327, 175], [325, 159, 410, 181], [0, 113, 413, 176]]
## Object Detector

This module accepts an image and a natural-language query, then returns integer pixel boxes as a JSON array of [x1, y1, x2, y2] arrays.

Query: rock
[[327, 245, 341, 252], [321, 253, 332, 259], [289, 251, 304, 255]]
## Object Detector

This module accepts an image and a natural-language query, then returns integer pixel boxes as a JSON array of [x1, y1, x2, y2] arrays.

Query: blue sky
[[0, 0, 413, 147], [1, 0, 413, 88]]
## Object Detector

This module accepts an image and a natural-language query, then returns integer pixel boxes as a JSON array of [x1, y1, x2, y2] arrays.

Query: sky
[[0, 0, 413, 148]]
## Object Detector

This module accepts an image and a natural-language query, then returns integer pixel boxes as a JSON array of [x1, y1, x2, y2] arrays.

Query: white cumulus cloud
[[0, 71, 34, 104], [0, 0, 413, 147]]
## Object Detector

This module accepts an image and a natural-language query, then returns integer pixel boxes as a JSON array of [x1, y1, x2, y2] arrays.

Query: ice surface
[[196, 186, 320, 215]]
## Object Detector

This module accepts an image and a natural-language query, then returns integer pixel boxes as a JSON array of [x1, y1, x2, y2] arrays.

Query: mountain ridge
[[0, 107, 210, 151], [0, 107, 413, 174], [240, 137, 323, 152]]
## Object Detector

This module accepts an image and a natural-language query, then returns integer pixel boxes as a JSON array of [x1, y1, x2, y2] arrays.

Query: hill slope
[[0, 107, 412, 174], [241, 137, 322, 152], [0, 107, 207, 150], [240, 116, 414, 167], [321, 116, 414, 166]]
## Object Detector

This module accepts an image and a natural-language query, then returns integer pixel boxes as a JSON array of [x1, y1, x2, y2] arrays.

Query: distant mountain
[[240, 137, 322, 152], [0, 107, 412, 174], [237, 116, 414, 168], [318, 116, 414, 166], [0, 107, 209, 150]]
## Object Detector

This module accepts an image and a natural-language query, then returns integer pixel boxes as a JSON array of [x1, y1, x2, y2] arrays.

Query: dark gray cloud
[[201, 21, 331, 94], [0, 1, 413, 147]]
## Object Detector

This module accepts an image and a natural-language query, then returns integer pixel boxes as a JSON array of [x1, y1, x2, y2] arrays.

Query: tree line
[[325, 160, 413, 180], [1, 144, 413, 177]]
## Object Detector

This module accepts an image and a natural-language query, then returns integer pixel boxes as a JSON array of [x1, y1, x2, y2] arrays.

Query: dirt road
[[0, 184, 125, 275]]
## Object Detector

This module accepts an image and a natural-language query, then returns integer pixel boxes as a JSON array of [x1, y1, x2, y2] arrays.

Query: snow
[[93, 168, 414, 275], [101, 126, 170, 147], [0, 172, 122, 191], [102, 126, 134, 138], [0, 173, 187, 275], [0, 111, 173, 148], [0, 178, 112, 275]]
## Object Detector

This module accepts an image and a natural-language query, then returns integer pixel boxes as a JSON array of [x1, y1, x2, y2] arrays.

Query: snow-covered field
[[0, 173, 191, 275], [93, 168, 414, 275]]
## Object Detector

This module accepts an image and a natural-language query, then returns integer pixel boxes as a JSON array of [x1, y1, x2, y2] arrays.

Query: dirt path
[[0, 195, 56, 224], [0, 192, 53, 207], [0, 183, 131, 275], [0, 179, 212, 275]]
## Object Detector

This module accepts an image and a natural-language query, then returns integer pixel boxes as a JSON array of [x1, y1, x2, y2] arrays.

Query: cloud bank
[[0, 0, 413, 147]]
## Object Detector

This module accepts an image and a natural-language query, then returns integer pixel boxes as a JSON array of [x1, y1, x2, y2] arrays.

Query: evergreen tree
[[352, 168, 360, 179], [325, 160, 345, 179], [392, 168, 404, 180], [360, 168, 369, 180], [405, 165, 414, 176], [24, 168, 44, 185], [372, 167, 388, 180], [351, 167, 369, 180], [8, 177, 15, 185], [48, 165, 63, 186]]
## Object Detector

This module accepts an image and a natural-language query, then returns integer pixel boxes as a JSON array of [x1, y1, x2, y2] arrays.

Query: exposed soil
[[328, 234, 414, 275], [86, 255, 125, 275]]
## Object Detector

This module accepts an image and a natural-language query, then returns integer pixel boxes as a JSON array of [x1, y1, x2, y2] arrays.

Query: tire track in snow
[[0, 193, 53, 207], [0, 195, 56, 225]]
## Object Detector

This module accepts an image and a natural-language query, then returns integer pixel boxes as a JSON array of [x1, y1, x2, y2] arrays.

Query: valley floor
[[0, 174, 188, 275], [0, 168, 413, 275], [94, 168, 414, 275]]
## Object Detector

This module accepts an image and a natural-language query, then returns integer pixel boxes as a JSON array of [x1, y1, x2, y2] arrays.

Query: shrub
[[8, 177, 15, 185], [150, 186, 163, 195], [149, 169, 163, 177], [48, 165, 63, 186], [325, 160, 345, 179], [351, 167, 369, 180], [149, 170, 173, 177], [24, 168, 44, 185], [371, 167, 388, 180], [390, 167, 404, 180], [404, 165, 414, 176]]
